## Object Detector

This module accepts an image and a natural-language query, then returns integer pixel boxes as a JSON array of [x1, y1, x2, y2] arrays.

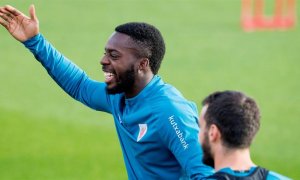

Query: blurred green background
[[0, 0, 299, 179]]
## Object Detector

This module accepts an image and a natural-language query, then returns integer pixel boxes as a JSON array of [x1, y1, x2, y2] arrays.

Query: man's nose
[[100, 55, 109, 65]]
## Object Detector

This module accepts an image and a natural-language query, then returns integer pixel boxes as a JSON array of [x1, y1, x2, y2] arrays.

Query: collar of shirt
[[218, 166, 257, 177], [125, 75, 162, 106]]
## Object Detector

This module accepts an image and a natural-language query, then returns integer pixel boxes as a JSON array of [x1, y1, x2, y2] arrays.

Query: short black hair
[[202, 91, 260, 149], [115, 22, 165, 74]]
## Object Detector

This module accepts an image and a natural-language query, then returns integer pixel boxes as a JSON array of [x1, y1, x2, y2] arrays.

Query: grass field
[[1, 0, 299, 179]]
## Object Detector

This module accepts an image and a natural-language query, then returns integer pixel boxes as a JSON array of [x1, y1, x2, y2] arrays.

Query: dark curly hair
[[115, 22, 165, 74], [202, 91, 261, 149]]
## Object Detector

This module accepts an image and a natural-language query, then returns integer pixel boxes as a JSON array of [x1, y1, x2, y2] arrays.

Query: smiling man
[[0, 5, 213, 179]]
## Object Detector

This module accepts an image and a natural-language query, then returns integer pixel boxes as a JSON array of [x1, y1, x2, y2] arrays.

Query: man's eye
[[110, 53, 119, 59]]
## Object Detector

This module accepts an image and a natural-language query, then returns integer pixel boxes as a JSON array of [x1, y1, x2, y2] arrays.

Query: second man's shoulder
[[267, 171, 292, 180]]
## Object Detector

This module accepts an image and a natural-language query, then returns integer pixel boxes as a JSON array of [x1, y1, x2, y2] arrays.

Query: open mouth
[[104, 72, 116, 83]]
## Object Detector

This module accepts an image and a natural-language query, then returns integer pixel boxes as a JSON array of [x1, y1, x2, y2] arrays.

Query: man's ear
[[208, 124, 221, 143], [138, 58, 150, 71]]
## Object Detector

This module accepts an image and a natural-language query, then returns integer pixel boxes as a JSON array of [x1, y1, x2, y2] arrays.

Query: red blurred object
[[241, 0, 297, 31]]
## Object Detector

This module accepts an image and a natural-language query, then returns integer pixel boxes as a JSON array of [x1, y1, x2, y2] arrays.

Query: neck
[[214, 146, 255, 171], [125, 73, 154, 98]]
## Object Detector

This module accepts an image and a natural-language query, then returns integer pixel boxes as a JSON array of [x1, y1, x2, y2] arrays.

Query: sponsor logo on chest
[[137, 124, 148, 142]]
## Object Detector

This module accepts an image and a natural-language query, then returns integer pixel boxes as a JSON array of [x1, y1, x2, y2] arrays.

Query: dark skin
[[0, 5, 39, 42], [101, 32, 154, 98], [0, 4, 154, 98]]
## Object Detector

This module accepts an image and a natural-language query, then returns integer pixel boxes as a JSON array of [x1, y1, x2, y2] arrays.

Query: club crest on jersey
[[137, 124, 148, 142]]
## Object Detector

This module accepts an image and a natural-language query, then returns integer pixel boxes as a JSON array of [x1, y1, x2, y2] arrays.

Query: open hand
[[0, 5, 39, 42]]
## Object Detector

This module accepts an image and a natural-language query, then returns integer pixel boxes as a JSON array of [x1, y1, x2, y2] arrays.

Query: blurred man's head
[[199, 91, 260, 168]]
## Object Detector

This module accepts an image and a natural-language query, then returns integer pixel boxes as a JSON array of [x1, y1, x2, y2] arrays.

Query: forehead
[[105, 32, 136, 51]]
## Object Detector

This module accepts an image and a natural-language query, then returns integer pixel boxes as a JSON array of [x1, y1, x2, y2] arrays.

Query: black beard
[[106, 65, 136, 94], [202, 133, 215, 168]]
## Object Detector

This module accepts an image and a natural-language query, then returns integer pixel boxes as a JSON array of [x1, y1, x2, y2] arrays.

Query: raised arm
[[0, 5, 39, 42], [0, 5, 112, 113]]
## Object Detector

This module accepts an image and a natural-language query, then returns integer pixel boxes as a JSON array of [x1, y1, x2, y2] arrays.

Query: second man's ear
[[208, 124, 221, 142]]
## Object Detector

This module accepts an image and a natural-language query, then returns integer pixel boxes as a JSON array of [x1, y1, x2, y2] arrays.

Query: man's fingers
[[0, 6, 20, 21], [0, 12, 12, 22], [3, 5, 22, 17], [29, 4, 37, 21], [0, 17, 9, 29], [0, 7, 13, 18]]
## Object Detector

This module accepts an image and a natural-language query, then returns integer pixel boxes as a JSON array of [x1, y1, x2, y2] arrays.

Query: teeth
[[104, 72, 115, 78]]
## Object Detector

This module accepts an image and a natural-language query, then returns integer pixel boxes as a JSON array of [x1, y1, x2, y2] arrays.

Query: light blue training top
[[23, 34, 214, 179]]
